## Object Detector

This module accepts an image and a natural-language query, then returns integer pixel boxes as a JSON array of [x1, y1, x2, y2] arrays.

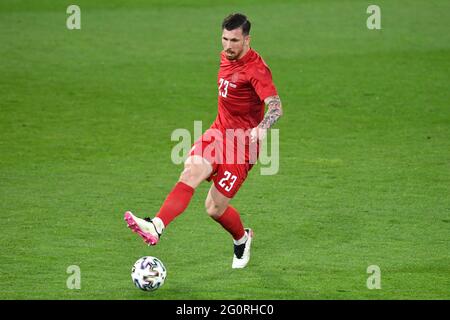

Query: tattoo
[[258, 96, 283, 129]]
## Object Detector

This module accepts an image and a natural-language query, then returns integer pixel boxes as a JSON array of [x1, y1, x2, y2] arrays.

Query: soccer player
[[124, 13, 283, 269]]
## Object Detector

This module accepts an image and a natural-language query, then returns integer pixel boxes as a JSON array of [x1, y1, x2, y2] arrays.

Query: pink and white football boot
[[124, 211, 164, 246]]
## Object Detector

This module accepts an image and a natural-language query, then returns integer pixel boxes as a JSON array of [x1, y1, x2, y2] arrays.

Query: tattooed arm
[[250, 95, 283, 142], [259, 95, 283, 129]]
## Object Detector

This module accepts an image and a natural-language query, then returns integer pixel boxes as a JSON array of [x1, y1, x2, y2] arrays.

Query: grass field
[[0, 0, 449, 300]]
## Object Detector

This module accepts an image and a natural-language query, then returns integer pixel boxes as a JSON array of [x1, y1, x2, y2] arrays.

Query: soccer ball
[[131, 256, 167, 291]]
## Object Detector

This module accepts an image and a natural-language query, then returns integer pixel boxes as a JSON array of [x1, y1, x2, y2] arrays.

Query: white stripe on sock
[[152, 217, 165, 234], [233, 232, 248, 246]]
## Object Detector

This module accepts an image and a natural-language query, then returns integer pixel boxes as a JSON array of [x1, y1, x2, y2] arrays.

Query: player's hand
[[250, 127, 267, 143]]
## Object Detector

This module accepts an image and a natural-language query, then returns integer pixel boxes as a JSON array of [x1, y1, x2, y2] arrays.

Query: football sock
[[151, 217, 165, 235], [233, 232, 248, 246], [156, 182, 195, 227], [214, 206, 246, 240]]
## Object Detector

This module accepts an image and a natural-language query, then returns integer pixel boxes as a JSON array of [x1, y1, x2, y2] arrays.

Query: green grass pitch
[[0, 0, 449, 299]]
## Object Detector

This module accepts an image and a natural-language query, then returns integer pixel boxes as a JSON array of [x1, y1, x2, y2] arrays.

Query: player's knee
[[179, 166, 190, 182], [179, 163, 209, 188], [179, 166, 196, 186], [205, 201, 220, 218], [205, 198, 226, 219]]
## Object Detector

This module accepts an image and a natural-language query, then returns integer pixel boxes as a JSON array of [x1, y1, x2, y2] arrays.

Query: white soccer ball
[[131, 256, 167, 291]]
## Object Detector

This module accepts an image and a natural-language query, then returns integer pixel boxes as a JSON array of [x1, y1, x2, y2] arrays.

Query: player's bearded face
[[222, 28, 250, 61]]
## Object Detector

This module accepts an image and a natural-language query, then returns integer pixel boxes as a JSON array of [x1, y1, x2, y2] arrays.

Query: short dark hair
[[222, 13, 251, 36]]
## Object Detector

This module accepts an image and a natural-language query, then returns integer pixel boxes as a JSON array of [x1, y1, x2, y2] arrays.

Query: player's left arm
[[251, 95, 283, 142], [259, 95, 283, 129]]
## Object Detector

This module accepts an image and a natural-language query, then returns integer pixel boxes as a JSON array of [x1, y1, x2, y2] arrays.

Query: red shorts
[[189, 128, 258, 198]]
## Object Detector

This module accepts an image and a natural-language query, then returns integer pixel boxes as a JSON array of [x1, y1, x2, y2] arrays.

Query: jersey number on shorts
[[218, 78, 229, 98], [218, 170, 237, 192]]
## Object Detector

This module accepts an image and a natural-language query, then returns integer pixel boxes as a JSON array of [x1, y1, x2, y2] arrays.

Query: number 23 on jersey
[[218, 78, 229, 98], [218, 170, 237, 192]]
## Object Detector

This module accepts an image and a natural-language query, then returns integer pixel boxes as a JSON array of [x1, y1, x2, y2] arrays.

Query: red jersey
[[212, 48, 278, 132]]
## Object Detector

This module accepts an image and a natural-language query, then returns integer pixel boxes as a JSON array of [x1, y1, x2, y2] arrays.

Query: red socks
[[155, 182, 244, 241], [215, 206, 246, 240], [156, 182, 195, 227]]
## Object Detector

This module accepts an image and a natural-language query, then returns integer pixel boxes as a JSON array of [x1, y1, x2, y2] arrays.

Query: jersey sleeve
[[248, 61, 278, 102]]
